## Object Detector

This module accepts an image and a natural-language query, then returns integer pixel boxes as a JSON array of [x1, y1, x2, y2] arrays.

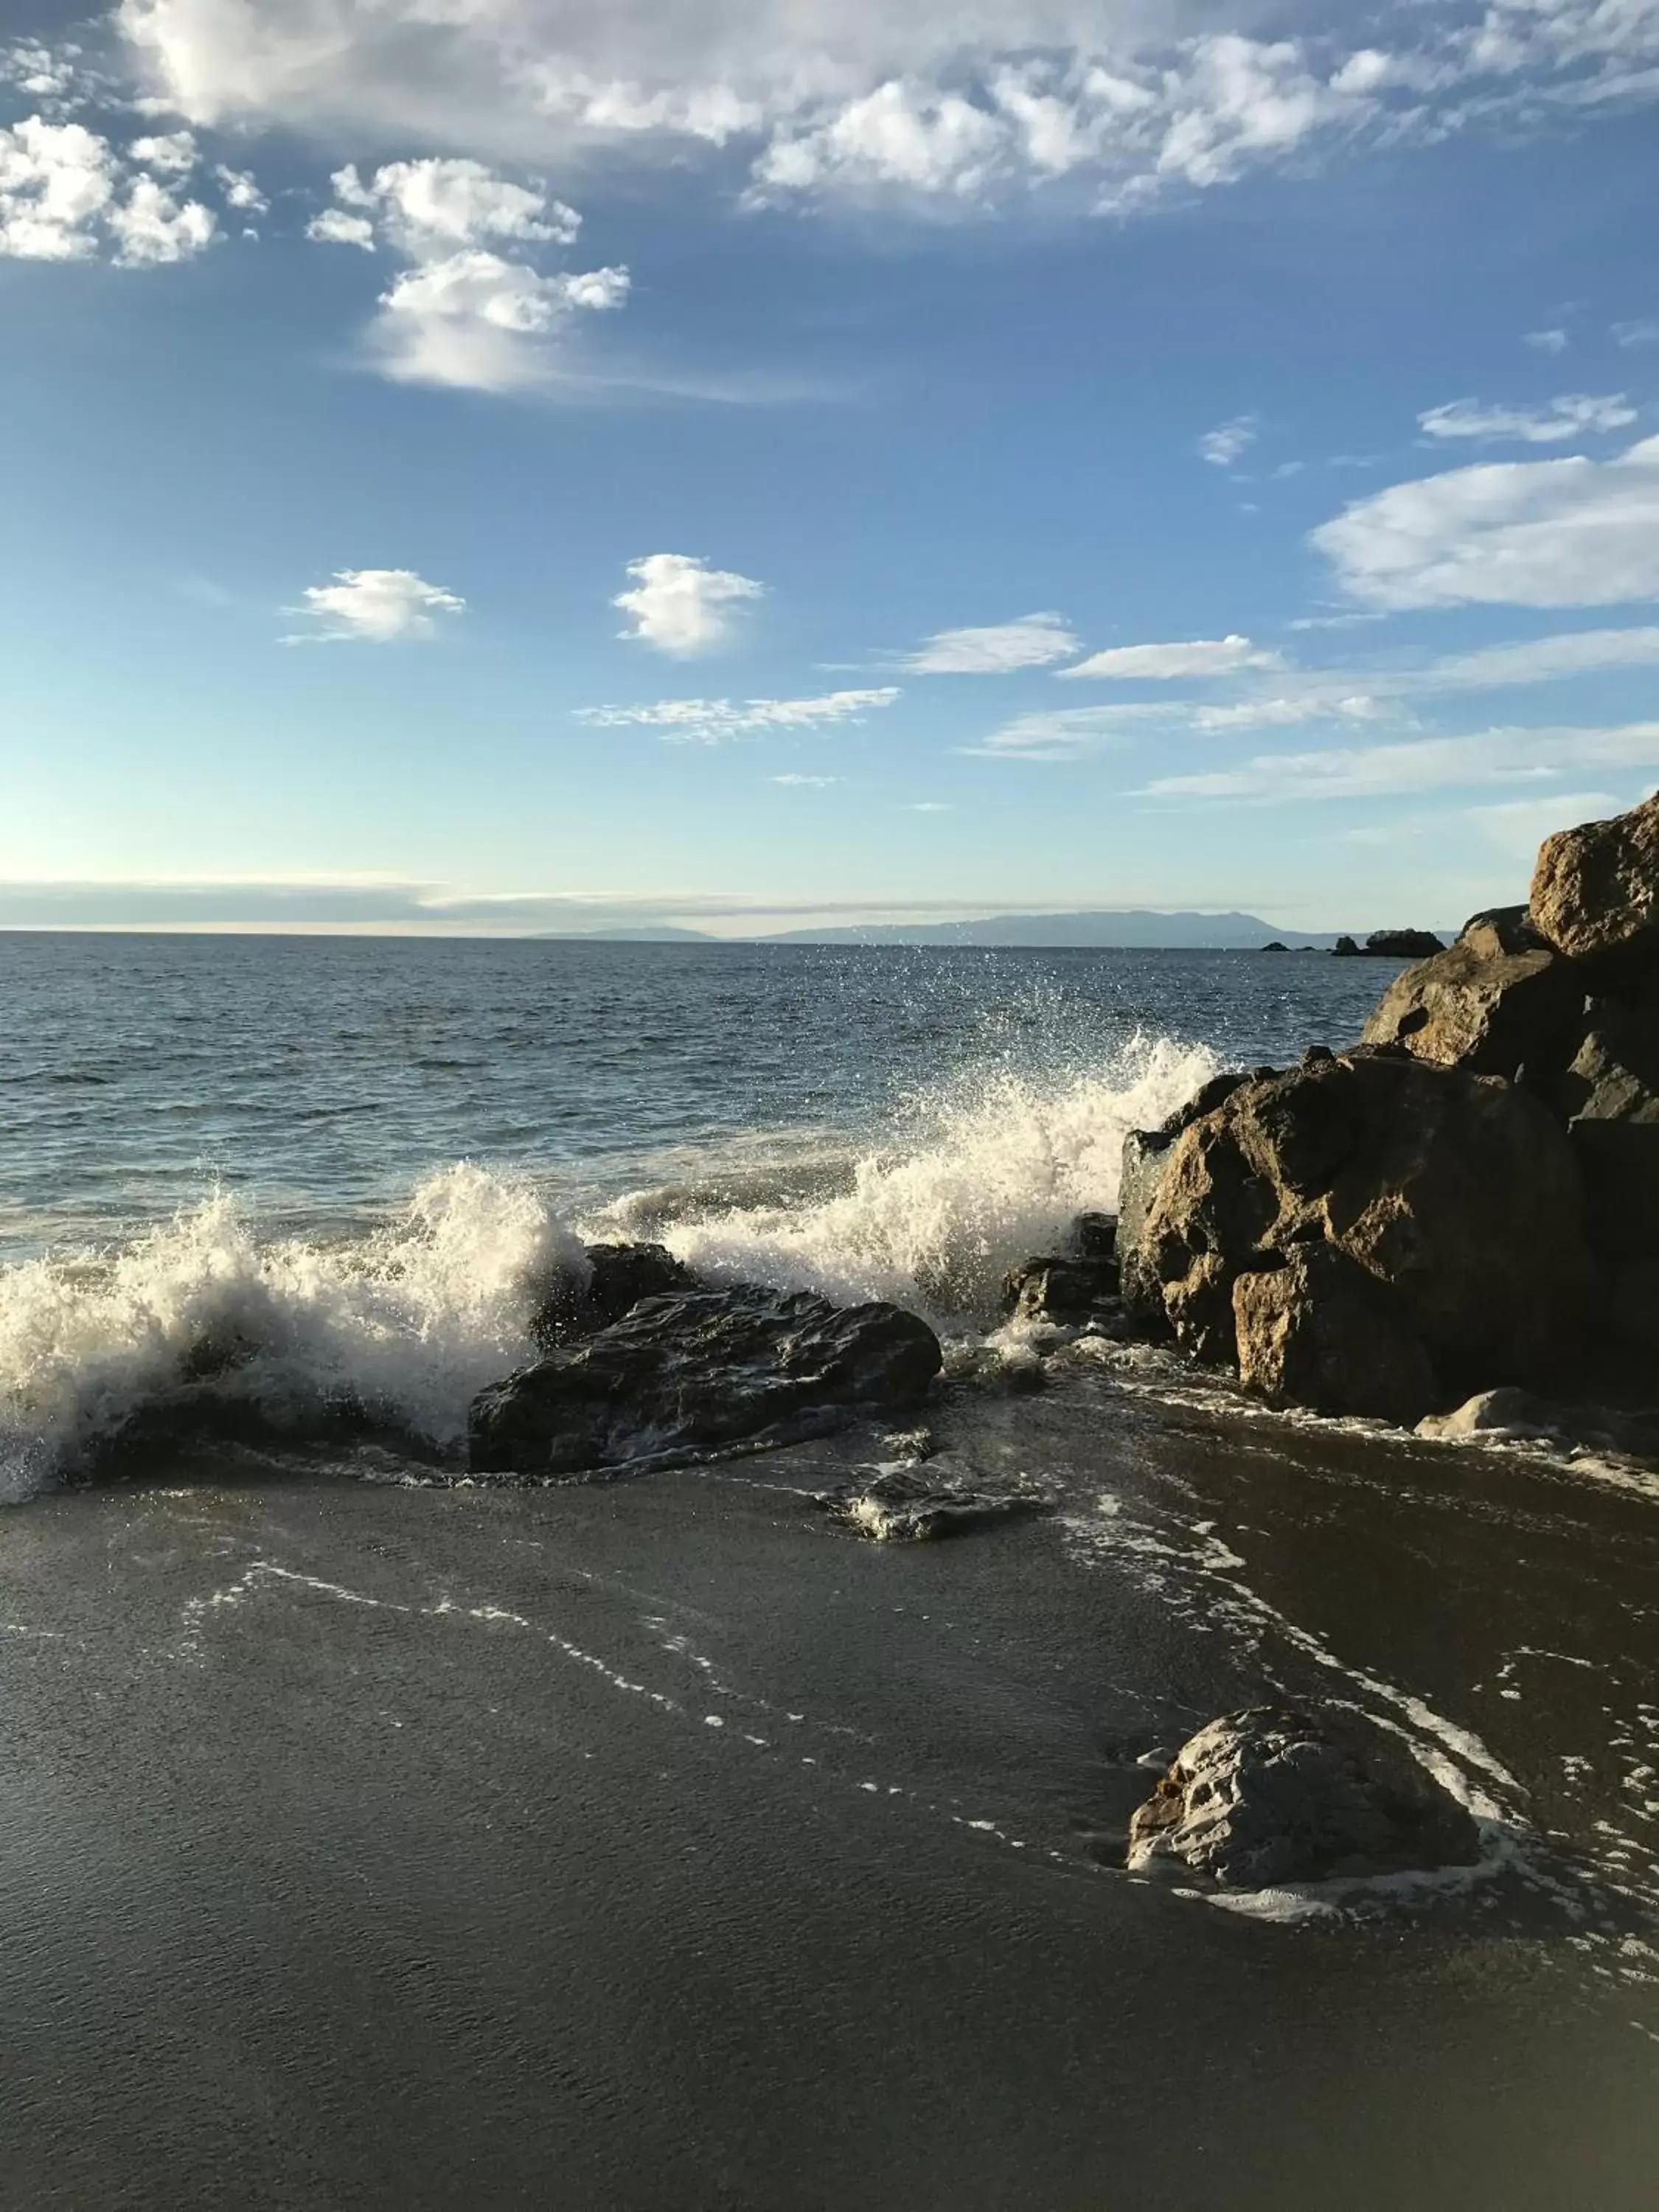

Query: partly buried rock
[[1233, 1246, 1438, 1424], [470, 1286, 942, 1476], [1360, 910, 1584, 1084], [532, 1240, 698, 1346], [1531, 790, 1659, 973], [1133, 1051, 1593, 1391], [818, 1458, 1048, 1542], [1125, 1705, 1483, 1888]]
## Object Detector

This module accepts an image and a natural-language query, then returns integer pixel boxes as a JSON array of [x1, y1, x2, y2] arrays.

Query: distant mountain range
[[561, 911, 1360, 948]]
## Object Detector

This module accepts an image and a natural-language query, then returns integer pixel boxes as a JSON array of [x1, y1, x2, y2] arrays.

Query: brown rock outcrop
[[1360, 912, 1583, 1083], [1531, 791, 1659, 971]]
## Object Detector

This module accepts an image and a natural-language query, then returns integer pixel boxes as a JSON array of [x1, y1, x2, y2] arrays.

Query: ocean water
[[0, 933, 1388, 1495], [6, 932, 1659, 2208]]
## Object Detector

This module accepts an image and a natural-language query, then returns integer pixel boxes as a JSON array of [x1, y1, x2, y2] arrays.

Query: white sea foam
[[628, 1037, 1217, 1320], [0, 1165, 586, 1501], [0, 1036, 1220, 1500]]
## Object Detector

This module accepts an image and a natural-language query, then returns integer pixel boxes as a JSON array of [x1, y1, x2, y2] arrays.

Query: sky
[[3, 2, 1659, 934]]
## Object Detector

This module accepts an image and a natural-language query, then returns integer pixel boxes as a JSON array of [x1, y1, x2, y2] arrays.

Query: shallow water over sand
[[4, 1364, 1657, 2209]]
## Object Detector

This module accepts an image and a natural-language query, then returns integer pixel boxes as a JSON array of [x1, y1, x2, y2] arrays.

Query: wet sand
[[4, 1366, 1658, 2210]]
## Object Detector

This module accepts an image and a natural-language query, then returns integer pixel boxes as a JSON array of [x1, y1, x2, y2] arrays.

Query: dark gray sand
[[4, 1363, 1658, 2210]]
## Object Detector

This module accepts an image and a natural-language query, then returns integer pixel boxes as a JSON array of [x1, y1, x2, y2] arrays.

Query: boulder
[[1233, 1247, 1438, 1424], [1125, 1705, 1483, 1887], [1332, 936, 1361, 958], [1415, 1387, 1566, 1443], [1116, 1129, 1177, 1319], [1133, 1052, 1593, 1389], [470, 1287, 942, 1476], [1359, 919, 1584, 1083], [1072, 1211, 1118, 1260], [1531, 790, 1659, 973], [1556, 995, 1659, 1262], [1611, 1259, 1659, 1352]]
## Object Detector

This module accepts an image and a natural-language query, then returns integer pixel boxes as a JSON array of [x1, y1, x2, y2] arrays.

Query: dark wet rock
[[1158, 1071, 1253, 1138], [1531, 790, 1659, 974], [816, 1458, 1049, 1543], [532, 1241, 699, 1347], [1131, 1051, 1593, 1391], [1611, 1260, 1659, 1352], [1301, 1044, 1335, 1067], [1233, 1247, 1439, 1425], [1360, 922, 1584, 1085], [1557, 997, 1659, 1262], [1262, 940, 1288, 952], [1125, 1705, 1483, 1888], [1071, 1211, 1118, 1260], [470, 1287, 943, 1477], [1332, 936, 1361, 957], [1116, 1129, 1178, 1321], [1001, 1253, 1121, 1323]]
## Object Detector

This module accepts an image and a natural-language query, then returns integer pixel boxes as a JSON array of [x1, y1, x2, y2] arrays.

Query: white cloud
[[1614, 319, 1659, 348], [902, 611, 1079, 673], [128, 128, 197, 173], [577, 686, 898, 741], [2, 42, 81, 105], [371, 249, 628, 390], [613, 554, 765, 655], [1465, 790, 1627, 855], [1523, 328, 1569, 353], [1312, 433, 1659, 609], [1424, 627, 1659, 686], [0, 114, 217, 265], [1142, 721, 1659, 801], [1418, 392, 1636, 443], [307, 206, 374, 248], [966, 701, 1182, 759], [327, 158, 582, 257], [771, 772, 844, 785], [286, 568, 466, 643], [305, 159, 625, 390], [904, 800, 954, 811], [1199, 415, 1258, 467], [214, 163, 267, 213], [106, 173, 217, 263], [111, 1, 1659, 219], [1061, 633, 1284, 681]]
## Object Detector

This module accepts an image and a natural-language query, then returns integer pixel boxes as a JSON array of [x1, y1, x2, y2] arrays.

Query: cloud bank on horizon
[[3, 1, 1659, 929]]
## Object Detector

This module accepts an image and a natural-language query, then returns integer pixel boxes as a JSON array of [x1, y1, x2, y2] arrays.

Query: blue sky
[[4, 1, 1659, 933]]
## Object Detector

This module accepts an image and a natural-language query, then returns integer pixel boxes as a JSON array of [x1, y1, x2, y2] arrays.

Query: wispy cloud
[[1417, 392, 1635, 444], [577, 689, 899, 742], [1141, 722, 1659, 801], [1198, 415, 1258, 468], [1060, 635, 1283, 681], [899, 612, 1079, 673]]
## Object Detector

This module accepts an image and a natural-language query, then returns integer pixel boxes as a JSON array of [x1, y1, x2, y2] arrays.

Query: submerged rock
[[470, 1287, 943, 1477], [1125, 1705, 1483, 1888], [1531, 790, 1659, 973], [818, 1458, 1048, 1543], [1360, 916, 1583, 1084], [1233, 1247, 1438, 1425]]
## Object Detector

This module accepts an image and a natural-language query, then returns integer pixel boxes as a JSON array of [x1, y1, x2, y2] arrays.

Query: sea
[[3, 933, 1657, 2209]]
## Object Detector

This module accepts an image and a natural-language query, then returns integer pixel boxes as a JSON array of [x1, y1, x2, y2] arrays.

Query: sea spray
[[619, 1036, 1218, 1321], [0, 1036, 1218, 1498], [0, 1165, 586, 1500]]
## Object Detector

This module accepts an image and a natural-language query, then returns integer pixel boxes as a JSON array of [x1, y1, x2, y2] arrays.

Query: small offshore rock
[[471, 1286, 942, 1477], [1363, 928, 1447, 959], [1125, 1705, 1483, 1888]]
